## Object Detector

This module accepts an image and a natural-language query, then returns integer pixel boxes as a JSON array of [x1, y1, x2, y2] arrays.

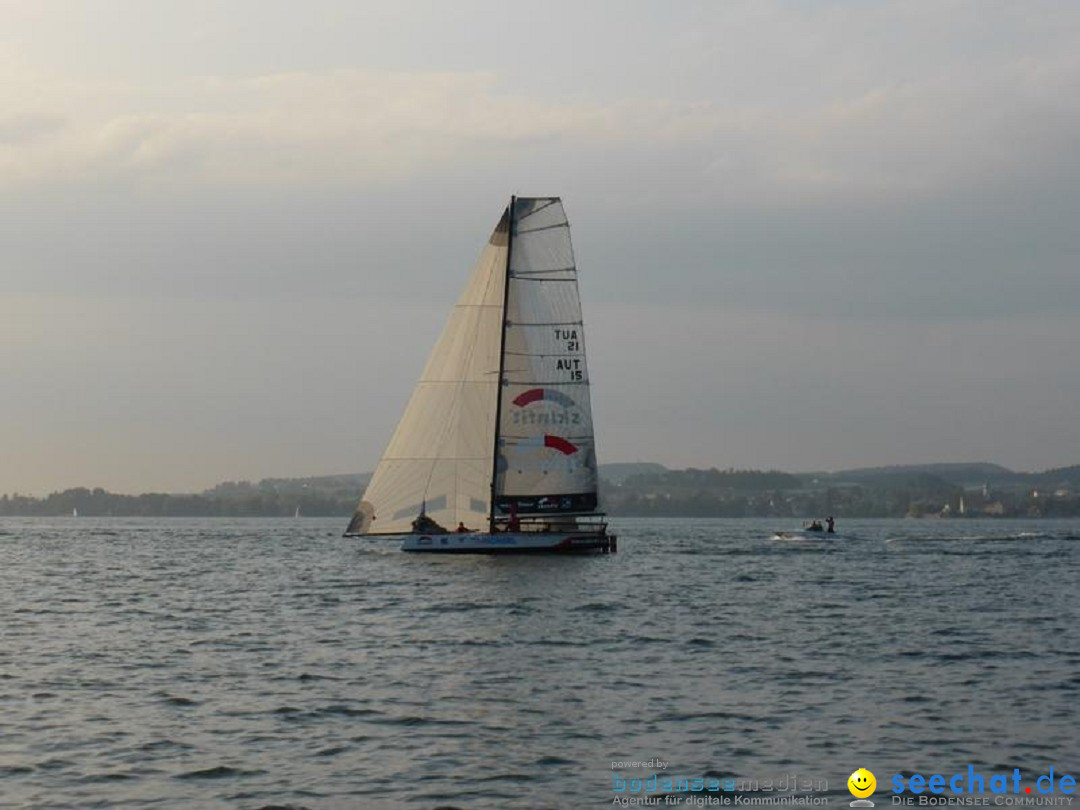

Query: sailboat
[[345, 196, 615, 554]]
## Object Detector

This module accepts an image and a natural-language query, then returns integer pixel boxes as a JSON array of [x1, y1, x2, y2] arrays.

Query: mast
[[488, 195, 515, 532]]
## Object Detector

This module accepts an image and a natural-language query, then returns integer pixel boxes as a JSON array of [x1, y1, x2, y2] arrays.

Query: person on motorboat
[[826, 516, 835, 534]]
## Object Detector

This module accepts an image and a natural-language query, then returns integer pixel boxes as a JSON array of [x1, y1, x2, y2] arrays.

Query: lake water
[[2, 517, 1078, 809]]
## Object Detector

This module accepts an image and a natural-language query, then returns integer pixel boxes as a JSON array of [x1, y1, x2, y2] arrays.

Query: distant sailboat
[[294, 506, 301, 518], [72, 507, 78, 517], [345, 196, 615, 553]]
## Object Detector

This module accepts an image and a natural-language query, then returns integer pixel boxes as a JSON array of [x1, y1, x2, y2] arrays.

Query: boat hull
[[401, 531, 616, 554]]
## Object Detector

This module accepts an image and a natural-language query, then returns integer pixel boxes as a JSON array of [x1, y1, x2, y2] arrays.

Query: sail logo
[[511, 388, 583, 427], [516, 434, 579, 455], [513, 388, 576, 409]]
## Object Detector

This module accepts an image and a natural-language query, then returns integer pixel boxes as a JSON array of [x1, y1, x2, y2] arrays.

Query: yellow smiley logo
[[848, 768, 876, 798]]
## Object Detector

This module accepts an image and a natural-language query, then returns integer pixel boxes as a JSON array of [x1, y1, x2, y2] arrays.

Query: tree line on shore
[[0, 488, 353, 518], [603, 465, 1080, 518], [3, 464, 1079, 519]]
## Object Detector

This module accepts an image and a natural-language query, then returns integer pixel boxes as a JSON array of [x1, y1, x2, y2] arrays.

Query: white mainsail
[[347, 198, 599, 536], [495, 198, 598, 515]]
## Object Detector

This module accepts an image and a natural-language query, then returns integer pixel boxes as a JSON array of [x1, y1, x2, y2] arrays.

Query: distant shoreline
[[4, 462, 1078, 520]]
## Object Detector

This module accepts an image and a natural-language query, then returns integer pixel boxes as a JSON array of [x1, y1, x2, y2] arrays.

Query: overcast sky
[[3, 1, 1079, 494]]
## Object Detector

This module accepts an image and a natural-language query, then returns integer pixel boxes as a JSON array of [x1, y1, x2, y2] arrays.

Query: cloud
[[0, 67, 602, 188], [0, 111, 65, 144], [2, 32, 1078, 202]]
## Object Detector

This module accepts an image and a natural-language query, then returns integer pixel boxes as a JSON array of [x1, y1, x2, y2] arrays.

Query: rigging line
[[516, 222, 568, 235], [501, 434, 595, 441], [503, 350, 585, 357], [511, 267, 575, 275], [501, 380, 590, 386], [514, 199, 560, 221], [416, 379, 500, 384], [507, 320, 583, 326], [383, 455, 491, 462]]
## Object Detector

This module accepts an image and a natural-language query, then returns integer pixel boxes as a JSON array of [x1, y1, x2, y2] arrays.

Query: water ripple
[[0, 515, 1077, 807]]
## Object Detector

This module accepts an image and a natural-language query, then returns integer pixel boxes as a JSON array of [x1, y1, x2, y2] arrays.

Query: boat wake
[[770, 531, 851, 542], [884, 532, 1050, 544]]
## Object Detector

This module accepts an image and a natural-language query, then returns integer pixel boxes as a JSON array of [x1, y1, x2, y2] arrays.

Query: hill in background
[[601, 461, 1080, 519], [595, 462, 669, 485], [3, 462, 1079, 518]]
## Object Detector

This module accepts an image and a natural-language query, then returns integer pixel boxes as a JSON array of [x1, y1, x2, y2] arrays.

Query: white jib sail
[[349, 209, 509, 535]]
